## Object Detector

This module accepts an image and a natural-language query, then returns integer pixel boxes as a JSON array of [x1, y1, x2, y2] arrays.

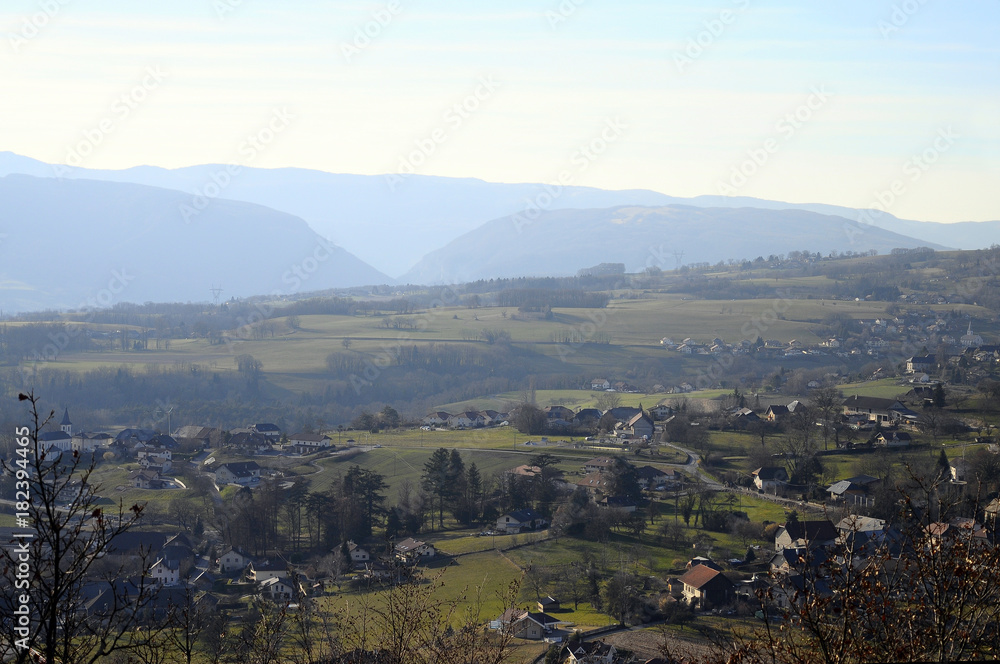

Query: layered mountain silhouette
[[400, 205, 948, 285], [1, 152, 997, 309], [5, 152, 996, 283], [0, 174, 390, 312]]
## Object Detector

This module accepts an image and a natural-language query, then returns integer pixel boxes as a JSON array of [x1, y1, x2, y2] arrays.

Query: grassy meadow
[[24, 282, 967, 404]]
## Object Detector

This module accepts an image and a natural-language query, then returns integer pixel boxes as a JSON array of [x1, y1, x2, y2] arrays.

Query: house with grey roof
[[213, 461, 261, 486]]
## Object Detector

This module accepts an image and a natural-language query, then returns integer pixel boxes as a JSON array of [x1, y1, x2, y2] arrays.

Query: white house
[[150, 558, 180, 586], [493, 609, 548, 640], [447, 411, 485, 428], [250, 560, 290, 582], [874, 431, 913, 448], [906, 356, 936, 374], [774, 520, 838, 554], [217, 546, 252, 573], [650, 403, 673, 419], [584, 457, 615, 474], [752, 466, 788, 492], [213, 461, 261, 486], [289, 432, 332, 450], [347, 541, 371, 563], [422, 411, 451, 426], [138, 447, 173, 473], [497, 509, 548, 534], [129, 469, 164, 490], [564, 640, 618, 664], [625, 412, 655, 439], [635, 465, 677, 490], [259, 576, 300, 602], [395, 538, 436, 562], [71, 431, 112, 453], [251, 423, 282, 441]]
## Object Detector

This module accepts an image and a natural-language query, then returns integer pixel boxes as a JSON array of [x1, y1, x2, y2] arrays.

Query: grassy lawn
[[837, 378, 913, 399], [308, 447, 578, 497], [317, 550, 524, 631], [306, 443, 688, 498]]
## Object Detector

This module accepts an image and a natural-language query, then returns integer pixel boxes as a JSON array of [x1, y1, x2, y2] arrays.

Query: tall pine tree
[[422, 448, 453, 529]]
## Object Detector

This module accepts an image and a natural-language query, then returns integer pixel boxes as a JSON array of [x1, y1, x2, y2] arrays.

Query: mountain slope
[[0, 175, 391, 312], [0, 153, 679, 274], [401, 205, 949, 284], [2, 152, 997, 278]]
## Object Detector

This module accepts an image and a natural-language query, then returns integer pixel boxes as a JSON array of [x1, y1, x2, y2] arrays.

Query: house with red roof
[[678, 564, 734, 609]]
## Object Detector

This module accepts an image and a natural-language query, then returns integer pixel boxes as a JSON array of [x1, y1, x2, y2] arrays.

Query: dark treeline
[[464, 273, 626, 295], [278, 296, 414, 317], [495, 288, 610, 309], [1, 323, 97, 362], [1, 340, 585, 432], [324, 343, 560, 411], [829, 279, 901, 302], [663, 277, 780, 300]]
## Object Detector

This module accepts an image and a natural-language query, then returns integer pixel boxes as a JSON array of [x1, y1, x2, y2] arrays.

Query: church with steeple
[[36, 408, 113, 454], [60, 408, 73, 436], [961, 322, 984, 348], [38, 408, 73, 453]]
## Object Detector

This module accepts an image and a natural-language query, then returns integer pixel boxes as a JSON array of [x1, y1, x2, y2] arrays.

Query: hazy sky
[[3, 1, 998, 222]]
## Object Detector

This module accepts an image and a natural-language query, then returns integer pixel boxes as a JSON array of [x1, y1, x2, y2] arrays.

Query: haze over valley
[[2, 152, 998, 311], [3, 3, 1000, 663]]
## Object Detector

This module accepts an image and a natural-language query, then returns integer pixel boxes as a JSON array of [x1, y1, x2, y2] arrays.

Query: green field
[[305, 443, 688, 499], [31, 292, 984, 408], [836, 378, 915, 399], [438, 388, 733, 414]]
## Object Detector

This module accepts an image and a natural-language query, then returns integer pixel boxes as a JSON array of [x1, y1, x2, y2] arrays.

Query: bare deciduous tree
[[662, 469, 1000, 664], [0, 392, 160, 664]]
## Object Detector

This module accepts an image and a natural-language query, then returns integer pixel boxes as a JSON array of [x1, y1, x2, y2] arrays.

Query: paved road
[[655, 441, 825, 515], [657, 441, 724, 489]]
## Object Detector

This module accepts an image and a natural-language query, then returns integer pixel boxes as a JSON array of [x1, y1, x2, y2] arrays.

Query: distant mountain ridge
[[0, 174, 391, 312], [401, 205, 950, 285], [4, 152, 998, 280]]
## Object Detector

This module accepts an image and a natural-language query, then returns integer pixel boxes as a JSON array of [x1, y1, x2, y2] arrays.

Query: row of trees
[[206, 447, 573, 557], [214, 465, 389, 556]]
